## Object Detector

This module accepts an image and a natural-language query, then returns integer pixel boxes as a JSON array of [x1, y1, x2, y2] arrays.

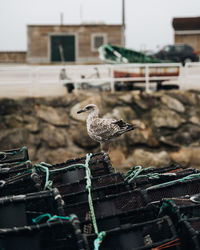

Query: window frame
[[91, 33, 107, 52]]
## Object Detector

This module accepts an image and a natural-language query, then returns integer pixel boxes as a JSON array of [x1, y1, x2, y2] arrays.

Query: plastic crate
[[46, 153, 113, 185], [0, 215, 89, 250], [62, 182, 132, 206], [0, 188, 65, 228], [0, 147, 29, 164], [87, 216, 180, 250], [126, 163, 183, 178], [0, 169, 41, 197], [149, 163, 183, 174], [0, 161, 32, 180], [82, 204, 158, 234], [56, 173, 125, 195], [159, 197, 200, 226], [147, 178, 200, 203], [132, 168, 199, 190], [64, 190, 148, 222], [179, 218, 200, 250]]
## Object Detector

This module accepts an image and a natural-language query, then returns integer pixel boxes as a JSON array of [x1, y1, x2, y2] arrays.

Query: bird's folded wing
[[89, 118, 119, 138]]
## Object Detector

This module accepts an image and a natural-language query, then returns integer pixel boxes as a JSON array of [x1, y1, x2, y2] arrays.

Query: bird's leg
[[100, 142, 110, 154]]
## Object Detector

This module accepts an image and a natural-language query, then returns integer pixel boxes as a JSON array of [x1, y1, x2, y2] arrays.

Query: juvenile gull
[[77, 104, 135, 152]]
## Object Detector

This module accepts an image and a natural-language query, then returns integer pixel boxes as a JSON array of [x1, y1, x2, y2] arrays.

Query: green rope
[[147, 173, 200, 191], [34, 163, 52, 190], [125, 166, 142, 182], [133, 172, 160, 180], [34, 153, 100, 236], [50, 163, 86, 173], [0, 147, 28, 161], [84, 153, 99, 235], [94, 231, 106, 250], [125, 166, 156, 183], [0, 160, 31, 168], [32, 154, 106, 248], [32, 213, 76, 223], [158, 200, 176, 217]]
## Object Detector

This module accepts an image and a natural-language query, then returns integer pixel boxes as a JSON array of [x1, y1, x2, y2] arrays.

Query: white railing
[[179, 62, 200, 90], [0, 63, 183, 97]]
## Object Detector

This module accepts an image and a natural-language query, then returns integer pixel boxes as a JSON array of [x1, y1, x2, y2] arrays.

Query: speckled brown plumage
[[77, 104, 135, 151]]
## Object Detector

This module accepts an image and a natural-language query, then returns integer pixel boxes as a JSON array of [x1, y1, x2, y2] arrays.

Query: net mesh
[[57, 173, 125, 195], [87, 216, 178, 250], [62, 183, 131, 206], [0, 147, 29, 164], [0, 171, 41, 197], [48, 153, 113, 178], [148, 179, 200, 202], [64, 190, 147, 222]]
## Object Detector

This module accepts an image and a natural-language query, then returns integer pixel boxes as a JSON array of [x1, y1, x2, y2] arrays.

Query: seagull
[[77, 104, 136, 152]]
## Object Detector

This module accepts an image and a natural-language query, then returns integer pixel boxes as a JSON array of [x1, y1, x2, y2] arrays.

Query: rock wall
[[0, 51, 27, 63], [0, 90, 200, 171]]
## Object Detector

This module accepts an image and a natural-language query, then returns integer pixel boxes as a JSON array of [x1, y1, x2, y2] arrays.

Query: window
[[91, 33, 107, 51], [174, 45, 185, 53], [164, 46, 173, 52]]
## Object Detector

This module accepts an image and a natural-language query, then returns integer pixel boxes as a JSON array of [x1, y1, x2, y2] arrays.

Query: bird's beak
[[77, 109, 85, 114]]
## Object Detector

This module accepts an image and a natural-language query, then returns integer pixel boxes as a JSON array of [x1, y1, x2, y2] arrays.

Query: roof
[[172, 17, 200, 30], [0, 51, 26, 53], [27, 24, 122, 28]]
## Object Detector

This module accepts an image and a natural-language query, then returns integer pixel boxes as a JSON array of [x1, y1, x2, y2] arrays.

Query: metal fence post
[[145, 65, 150, 92], [110, 66, 115, 93], [28, 67, 33, 97]]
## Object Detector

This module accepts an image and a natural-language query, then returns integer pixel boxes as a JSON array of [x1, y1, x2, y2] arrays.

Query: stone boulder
[[109, 148, 126, 169], [125, 149, 171, 168], [103, 106, 137, 121], [125, 120, 159, 147], [160, 124, 200, 147], [161, 95, 185, 113], [35, 105, 70, 126], [41, 124, 68, 148], [70, 125, 99, 149], [151, 107, 185, 128], [35, 147, 82, 165], [170, 147, 200, 167]]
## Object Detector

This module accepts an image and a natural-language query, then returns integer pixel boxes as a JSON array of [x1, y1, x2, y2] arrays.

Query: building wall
[[27, 25, 123, 64], [174, 33, 200, 57], [0, 52, 26, 63]]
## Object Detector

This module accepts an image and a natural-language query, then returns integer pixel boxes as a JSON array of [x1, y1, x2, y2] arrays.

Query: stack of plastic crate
[[2, 146, 200, 249]]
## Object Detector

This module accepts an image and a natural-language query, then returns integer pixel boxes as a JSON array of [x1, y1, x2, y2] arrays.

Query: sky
[[0, 0, 200, 52]]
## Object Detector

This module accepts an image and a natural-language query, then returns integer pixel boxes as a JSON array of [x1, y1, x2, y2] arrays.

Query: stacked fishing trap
[[1, 147, 200, 249]]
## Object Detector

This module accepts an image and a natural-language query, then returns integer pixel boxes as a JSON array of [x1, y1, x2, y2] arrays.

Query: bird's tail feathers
[[112, 120, 135, 129], [115, 125, 135, 136]]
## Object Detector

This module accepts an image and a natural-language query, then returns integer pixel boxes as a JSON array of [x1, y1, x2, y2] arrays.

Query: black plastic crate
[[0, 161, 32, 180], [132, 168, 199, 190], [62, 182, 132, 206], [64, 190, 148, 222], [56, 173, 125, 195], [125, 163, 183, 181], [82, 204, 158, 234], [0, 147, 29, 164], [146, 163, 183, 174], [0, 188, 65, 228], [159, 196, 200, 226], [46, 153, 113, 185], [0, 169, 42, 197], [147, 178, 200, 203], [179, 218, 200, 250], [87, 216, 180, 250], [0, 215, 89, 250]]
